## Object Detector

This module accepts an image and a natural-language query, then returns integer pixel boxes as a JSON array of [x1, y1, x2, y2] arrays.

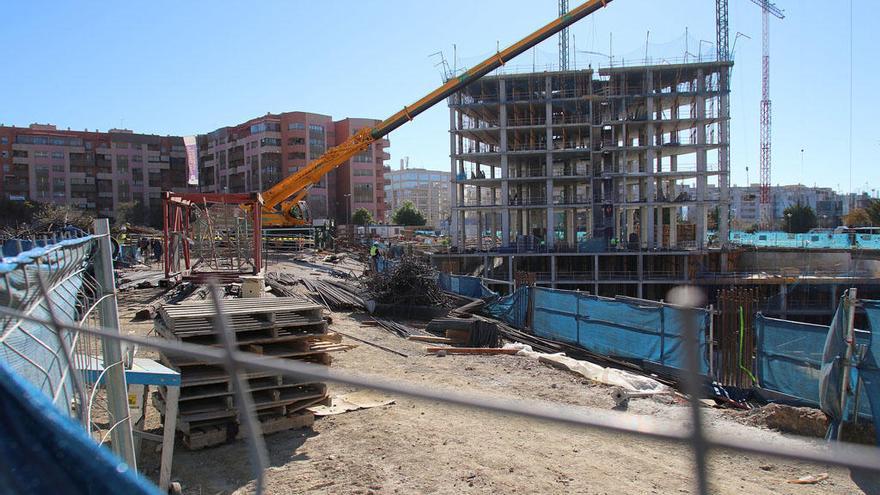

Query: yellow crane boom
[[261, 0, 614, 225]]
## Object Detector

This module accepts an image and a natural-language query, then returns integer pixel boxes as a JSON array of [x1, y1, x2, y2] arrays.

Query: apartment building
[[449, 61, 731, 251], [0, 124, 188, 221], [384, 166, 450, 229], [728, 184, 842, 229], [197, 112, 389, 223]]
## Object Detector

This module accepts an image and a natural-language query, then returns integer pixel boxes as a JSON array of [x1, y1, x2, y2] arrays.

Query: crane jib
[[369, 0, 612, 140]]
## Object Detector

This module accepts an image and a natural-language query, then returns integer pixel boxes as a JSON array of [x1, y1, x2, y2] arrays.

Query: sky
[[1, 0, 877, 195]]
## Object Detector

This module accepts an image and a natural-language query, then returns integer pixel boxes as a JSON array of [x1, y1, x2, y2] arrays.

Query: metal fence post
[[93, 219, 138, 470]]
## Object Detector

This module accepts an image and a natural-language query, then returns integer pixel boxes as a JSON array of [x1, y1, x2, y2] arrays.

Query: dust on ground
[[120, 254, 878, 495]]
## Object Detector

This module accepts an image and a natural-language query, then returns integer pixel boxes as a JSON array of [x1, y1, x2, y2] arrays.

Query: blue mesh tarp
[[856, 300, 880, 443], [530, 288, 709, 372], [756, 310, 875, 427], [0, 359, 158, 494], [820, 299, 849, 420], [484, 287, 529, 328], [437, 273, 497, 299], [754, 314, 827, 406]]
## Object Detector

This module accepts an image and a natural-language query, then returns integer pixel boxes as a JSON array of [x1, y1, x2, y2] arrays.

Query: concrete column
[[718, 64, 731, 245], [550, 254, 558, 289], [695, 69, 708, 249], [499, 79, 510, 246], [508, 255, 515, 283], [545, 75, 555, 250], [645, 71, 657, 249], [449, 106, 460, 248], [669, 207, 678, 248]]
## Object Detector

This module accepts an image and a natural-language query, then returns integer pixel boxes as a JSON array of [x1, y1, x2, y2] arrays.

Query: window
[[250, 122, 281, 134], [0, 151, 6, 158], [353, 168, 374, 176], [288, 122, 305, 130], [353, 183, 373, 203], [353, 151, 372, 163], [288, 151, 305, 160], [12, 150, 27, 158], [132, 154, 142, 162], [287, 137, 305, 145], [51, 151, 64, 159], [34, 151, 49, 159], [260, 138, 282, 147], [52, 164, 64, 172], [308, 124, 324, 133], [117, 155, 129, 172], [115, 142, 129, 149], [0, 137, 7, 144]]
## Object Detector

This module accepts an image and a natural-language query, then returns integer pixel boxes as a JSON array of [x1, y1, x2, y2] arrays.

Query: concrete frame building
[[0, 124, 188, 220], [384, 166, 450, 229], [448, 61, 731, 252], [197, 112, 389, 223]]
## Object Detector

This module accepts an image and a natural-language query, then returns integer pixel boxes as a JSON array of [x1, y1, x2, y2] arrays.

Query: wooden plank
[[426, 347, 519, 355], [407, 335, 455, 344]]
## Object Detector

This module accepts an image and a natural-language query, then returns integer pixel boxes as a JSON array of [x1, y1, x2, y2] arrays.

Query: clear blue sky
[[1, 1, 876, 195]]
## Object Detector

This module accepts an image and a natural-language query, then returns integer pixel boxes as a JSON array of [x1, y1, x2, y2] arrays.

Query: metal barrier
[[0, 219, 136, 468]]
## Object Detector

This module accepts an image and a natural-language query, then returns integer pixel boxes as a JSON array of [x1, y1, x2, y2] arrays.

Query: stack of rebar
[[266, 272, 365, 311]]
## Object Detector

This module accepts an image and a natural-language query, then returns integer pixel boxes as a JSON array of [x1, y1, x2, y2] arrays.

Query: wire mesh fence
[[0, 222, 135, 468], [2, 227, 880, 494]]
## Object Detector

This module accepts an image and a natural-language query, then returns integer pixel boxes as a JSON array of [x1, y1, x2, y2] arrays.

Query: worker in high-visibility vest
[[370, 242, 380, 272]]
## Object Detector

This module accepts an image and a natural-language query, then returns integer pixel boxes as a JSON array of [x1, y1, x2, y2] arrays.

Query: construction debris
[[153, 296, 346, 449], [425, 318, 499, 347], [307, 390, 395, 417], [363, 256, 445, 307]]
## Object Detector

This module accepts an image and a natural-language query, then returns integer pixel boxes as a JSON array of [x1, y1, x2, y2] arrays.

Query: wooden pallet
[[183, 410, 317, 450], [153, 383, 328, 427], [154, 295, 351, 450], [158, 297, 323, 333]]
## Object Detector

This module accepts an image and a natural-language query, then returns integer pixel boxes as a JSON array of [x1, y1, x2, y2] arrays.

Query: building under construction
[[448, 60, 731, 253]]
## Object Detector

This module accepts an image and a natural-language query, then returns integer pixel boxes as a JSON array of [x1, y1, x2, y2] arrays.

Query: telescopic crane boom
[[259, 0, 614, 226]]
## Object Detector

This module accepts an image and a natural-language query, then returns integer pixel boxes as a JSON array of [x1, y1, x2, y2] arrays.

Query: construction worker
[[370, 241, 380, 272]]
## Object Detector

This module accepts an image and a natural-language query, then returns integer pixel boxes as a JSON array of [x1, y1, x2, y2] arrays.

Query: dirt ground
[[118, 257, 879, 495]]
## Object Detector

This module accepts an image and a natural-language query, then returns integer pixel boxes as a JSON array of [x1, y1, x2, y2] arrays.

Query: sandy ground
[[118, 257, 879, 495]]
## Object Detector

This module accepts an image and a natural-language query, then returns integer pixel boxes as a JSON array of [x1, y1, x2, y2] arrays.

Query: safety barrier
[[437, 273, 497, 299], [530, 288, 709, 372], [0, 220, 138, 485], [730, 230, 880, 250]]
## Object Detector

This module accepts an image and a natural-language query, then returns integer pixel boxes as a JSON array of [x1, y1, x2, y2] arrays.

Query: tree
[[392, 201, 427, 226], [782, 203, 816, 233], [843, 208, 872, 227], [867, 199, 880, 226], [351, 208, 374, 226]]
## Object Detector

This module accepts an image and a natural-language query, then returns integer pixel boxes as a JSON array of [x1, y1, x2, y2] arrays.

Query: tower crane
[[749, 0, 785, 226]]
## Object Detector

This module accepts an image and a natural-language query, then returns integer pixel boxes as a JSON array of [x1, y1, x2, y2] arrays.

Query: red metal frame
[[162, 192, 263, 284]]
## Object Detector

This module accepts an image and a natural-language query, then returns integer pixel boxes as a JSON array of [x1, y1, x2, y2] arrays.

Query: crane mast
[[748, 0, 784, 227], [259, 0, 614, 225]]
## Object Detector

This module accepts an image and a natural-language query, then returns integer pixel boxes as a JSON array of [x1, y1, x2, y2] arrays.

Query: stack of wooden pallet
[[153, 296, 349, 449]]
